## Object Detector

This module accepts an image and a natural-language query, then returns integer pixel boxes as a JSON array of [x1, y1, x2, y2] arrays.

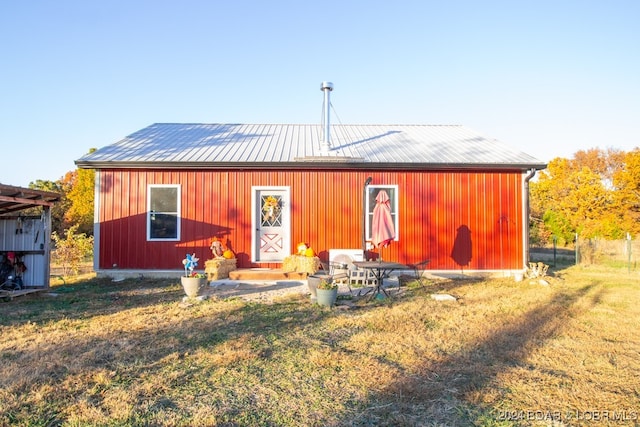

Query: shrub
[[51, 225, 94, 276]]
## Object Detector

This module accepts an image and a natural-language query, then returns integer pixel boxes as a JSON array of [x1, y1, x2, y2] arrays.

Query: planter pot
[[316, 287, 338, 307], [181, 276, 206, 298], [307, 274, 331, 299]]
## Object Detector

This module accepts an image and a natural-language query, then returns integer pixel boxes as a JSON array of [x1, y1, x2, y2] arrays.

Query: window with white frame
[[365, 185, 399, 243], [147, 185, 180, 241]]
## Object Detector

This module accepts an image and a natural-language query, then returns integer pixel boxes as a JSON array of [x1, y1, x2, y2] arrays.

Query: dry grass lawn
[[1, 265, 639, 426]]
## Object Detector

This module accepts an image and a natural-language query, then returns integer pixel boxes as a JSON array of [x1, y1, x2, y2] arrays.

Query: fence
[[532, 237, 637, 270], [576, 237, 638, 267]]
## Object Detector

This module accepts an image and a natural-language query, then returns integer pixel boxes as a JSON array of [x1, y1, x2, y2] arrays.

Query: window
[[147, 185, 180, 241], [365, 185, 399, 243]]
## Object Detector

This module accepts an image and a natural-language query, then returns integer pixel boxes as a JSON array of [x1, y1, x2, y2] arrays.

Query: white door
[[252, 187, 290, 262]]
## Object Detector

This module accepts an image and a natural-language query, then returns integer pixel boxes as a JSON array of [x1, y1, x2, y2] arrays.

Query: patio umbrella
[[371, 190, 395, 257]]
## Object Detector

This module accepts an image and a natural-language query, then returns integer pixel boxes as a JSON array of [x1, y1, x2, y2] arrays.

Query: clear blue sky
[[2, 0, 638, 187]]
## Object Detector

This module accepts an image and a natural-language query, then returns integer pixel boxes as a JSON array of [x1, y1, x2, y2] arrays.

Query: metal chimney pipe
[[320, 81, 333, 153]]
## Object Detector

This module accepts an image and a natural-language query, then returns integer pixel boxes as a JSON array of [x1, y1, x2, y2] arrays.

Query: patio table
[[352, 261, 407, 299]]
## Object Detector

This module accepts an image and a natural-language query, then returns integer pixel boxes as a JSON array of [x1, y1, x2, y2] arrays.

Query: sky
[[2, 0, 639, 188]]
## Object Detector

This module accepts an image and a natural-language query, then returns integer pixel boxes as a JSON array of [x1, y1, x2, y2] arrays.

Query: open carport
[[0, 184, 60, 300]]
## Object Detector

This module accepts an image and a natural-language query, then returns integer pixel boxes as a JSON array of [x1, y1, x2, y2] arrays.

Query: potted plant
[[307, 272, 331, 301], [315, 278, 338, 307], [181, 253, 206, 298]]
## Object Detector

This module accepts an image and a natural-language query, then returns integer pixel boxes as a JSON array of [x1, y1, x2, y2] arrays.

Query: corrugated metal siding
[[0, 217, 51, 287], [97, 169, 524, 272]]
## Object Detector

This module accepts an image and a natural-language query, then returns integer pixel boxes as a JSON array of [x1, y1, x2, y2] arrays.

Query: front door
[[252, 187, 290, 262]]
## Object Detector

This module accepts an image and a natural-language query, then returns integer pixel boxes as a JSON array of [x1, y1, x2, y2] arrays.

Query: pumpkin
[[222, 249, 234, 259], [304, 248, 315, 257], [297, 242, 308, 255]]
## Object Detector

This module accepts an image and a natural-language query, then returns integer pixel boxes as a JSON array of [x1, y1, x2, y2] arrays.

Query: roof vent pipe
[[320, 81, 333, 154]]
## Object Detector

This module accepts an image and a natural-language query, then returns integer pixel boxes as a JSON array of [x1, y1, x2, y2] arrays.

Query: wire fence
[[532, 236, 638, 271], [576, 237, 637, 267]]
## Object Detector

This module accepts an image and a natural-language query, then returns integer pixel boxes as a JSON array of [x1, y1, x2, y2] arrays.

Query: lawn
[[1, 265, 639, 426]]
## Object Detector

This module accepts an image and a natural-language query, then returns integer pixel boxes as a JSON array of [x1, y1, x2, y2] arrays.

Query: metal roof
[[76, 123, 547, 171], [0, 184, 61, 215]]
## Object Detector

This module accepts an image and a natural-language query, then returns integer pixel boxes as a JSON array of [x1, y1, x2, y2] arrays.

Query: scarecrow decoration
[[210, 237, 225, 258]]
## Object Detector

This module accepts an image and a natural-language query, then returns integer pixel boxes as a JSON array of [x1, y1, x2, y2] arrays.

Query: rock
[[431, 293, 457, 301]]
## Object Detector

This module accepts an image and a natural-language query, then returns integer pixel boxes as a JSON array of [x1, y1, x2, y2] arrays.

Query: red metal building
[[76, 122, 546, 277]]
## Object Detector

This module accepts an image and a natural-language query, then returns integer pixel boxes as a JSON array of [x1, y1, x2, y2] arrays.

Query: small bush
[[51, 225, 94, 276]]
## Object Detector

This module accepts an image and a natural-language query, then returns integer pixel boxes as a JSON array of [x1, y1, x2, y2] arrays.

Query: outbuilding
[[76, 83, 546, 279], [76, 132, 547, 278], [0, 184, 60, 298]]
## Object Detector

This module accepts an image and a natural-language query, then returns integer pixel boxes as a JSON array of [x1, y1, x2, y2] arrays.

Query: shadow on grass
[[0, 277, 188, 326], [335, 282, 601, 426], [0, 278, 333, 424], [0, 275, 610, 426]]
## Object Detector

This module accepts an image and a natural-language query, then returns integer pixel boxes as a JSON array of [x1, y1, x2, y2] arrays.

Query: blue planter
[[307, 274, 331, 299], [316, 287, 338, 307]]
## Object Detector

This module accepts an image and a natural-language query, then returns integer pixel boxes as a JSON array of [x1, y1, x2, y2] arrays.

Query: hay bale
[[205, 258, 237, 280], [282, 255, 320, 275], [282, 255, 298, 272]]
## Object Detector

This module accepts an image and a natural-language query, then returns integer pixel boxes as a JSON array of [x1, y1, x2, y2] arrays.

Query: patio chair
[[319, 260, 355, 293], [407, 259, 431, 286]]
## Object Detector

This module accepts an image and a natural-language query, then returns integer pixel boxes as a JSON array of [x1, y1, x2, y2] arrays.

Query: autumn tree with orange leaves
[[29, 150, 95, 237], [530, 148, 640, 246]]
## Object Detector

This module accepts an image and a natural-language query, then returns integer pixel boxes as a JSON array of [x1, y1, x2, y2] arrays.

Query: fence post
[[627, 232, 632, 274], [575, 233, 579, 265]]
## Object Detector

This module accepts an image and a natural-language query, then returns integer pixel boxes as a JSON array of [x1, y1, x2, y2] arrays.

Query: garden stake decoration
[[182, 253, 199, 277]]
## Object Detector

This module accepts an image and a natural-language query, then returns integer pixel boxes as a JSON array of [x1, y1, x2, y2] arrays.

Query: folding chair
[[319, 261, 353, 293], [407, 259, 430, 286]]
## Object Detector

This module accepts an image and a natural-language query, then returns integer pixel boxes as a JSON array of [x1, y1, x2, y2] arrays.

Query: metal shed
[[76, 122, 547, 276], [0, 184, 60, 299]]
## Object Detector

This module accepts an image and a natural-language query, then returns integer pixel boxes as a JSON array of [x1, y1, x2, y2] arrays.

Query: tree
[[60, 148, 96, 236], [565, 166, 615, 238], [29, 179, 71, 236], [613, 149, 640, 235], [573, 147, 625, 189], [530, 158, 575, 245], [530, 148, 630, 245], [28, 149, 96, 238], [51, 225, 94, 276], [63, 167, 95, 236]]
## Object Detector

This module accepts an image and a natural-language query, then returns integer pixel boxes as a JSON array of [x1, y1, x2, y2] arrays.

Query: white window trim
[[147, 184, 181, 241], [365, 184, 399, 243]]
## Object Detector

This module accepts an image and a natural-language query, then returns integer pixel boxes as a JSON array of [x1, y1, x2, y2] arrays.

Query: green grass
[[1, 266, 639, 426]]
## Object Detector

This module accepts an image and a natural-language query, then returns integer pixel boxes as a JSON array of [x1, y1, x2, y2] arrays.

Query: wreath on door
[[262, 195, 280, 221]]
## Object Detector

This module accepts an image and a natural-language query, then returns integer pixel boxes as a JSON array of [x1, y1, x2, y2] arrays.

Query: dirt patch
[[203, 279, 382, 303], [205, 280, 312, 302]]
